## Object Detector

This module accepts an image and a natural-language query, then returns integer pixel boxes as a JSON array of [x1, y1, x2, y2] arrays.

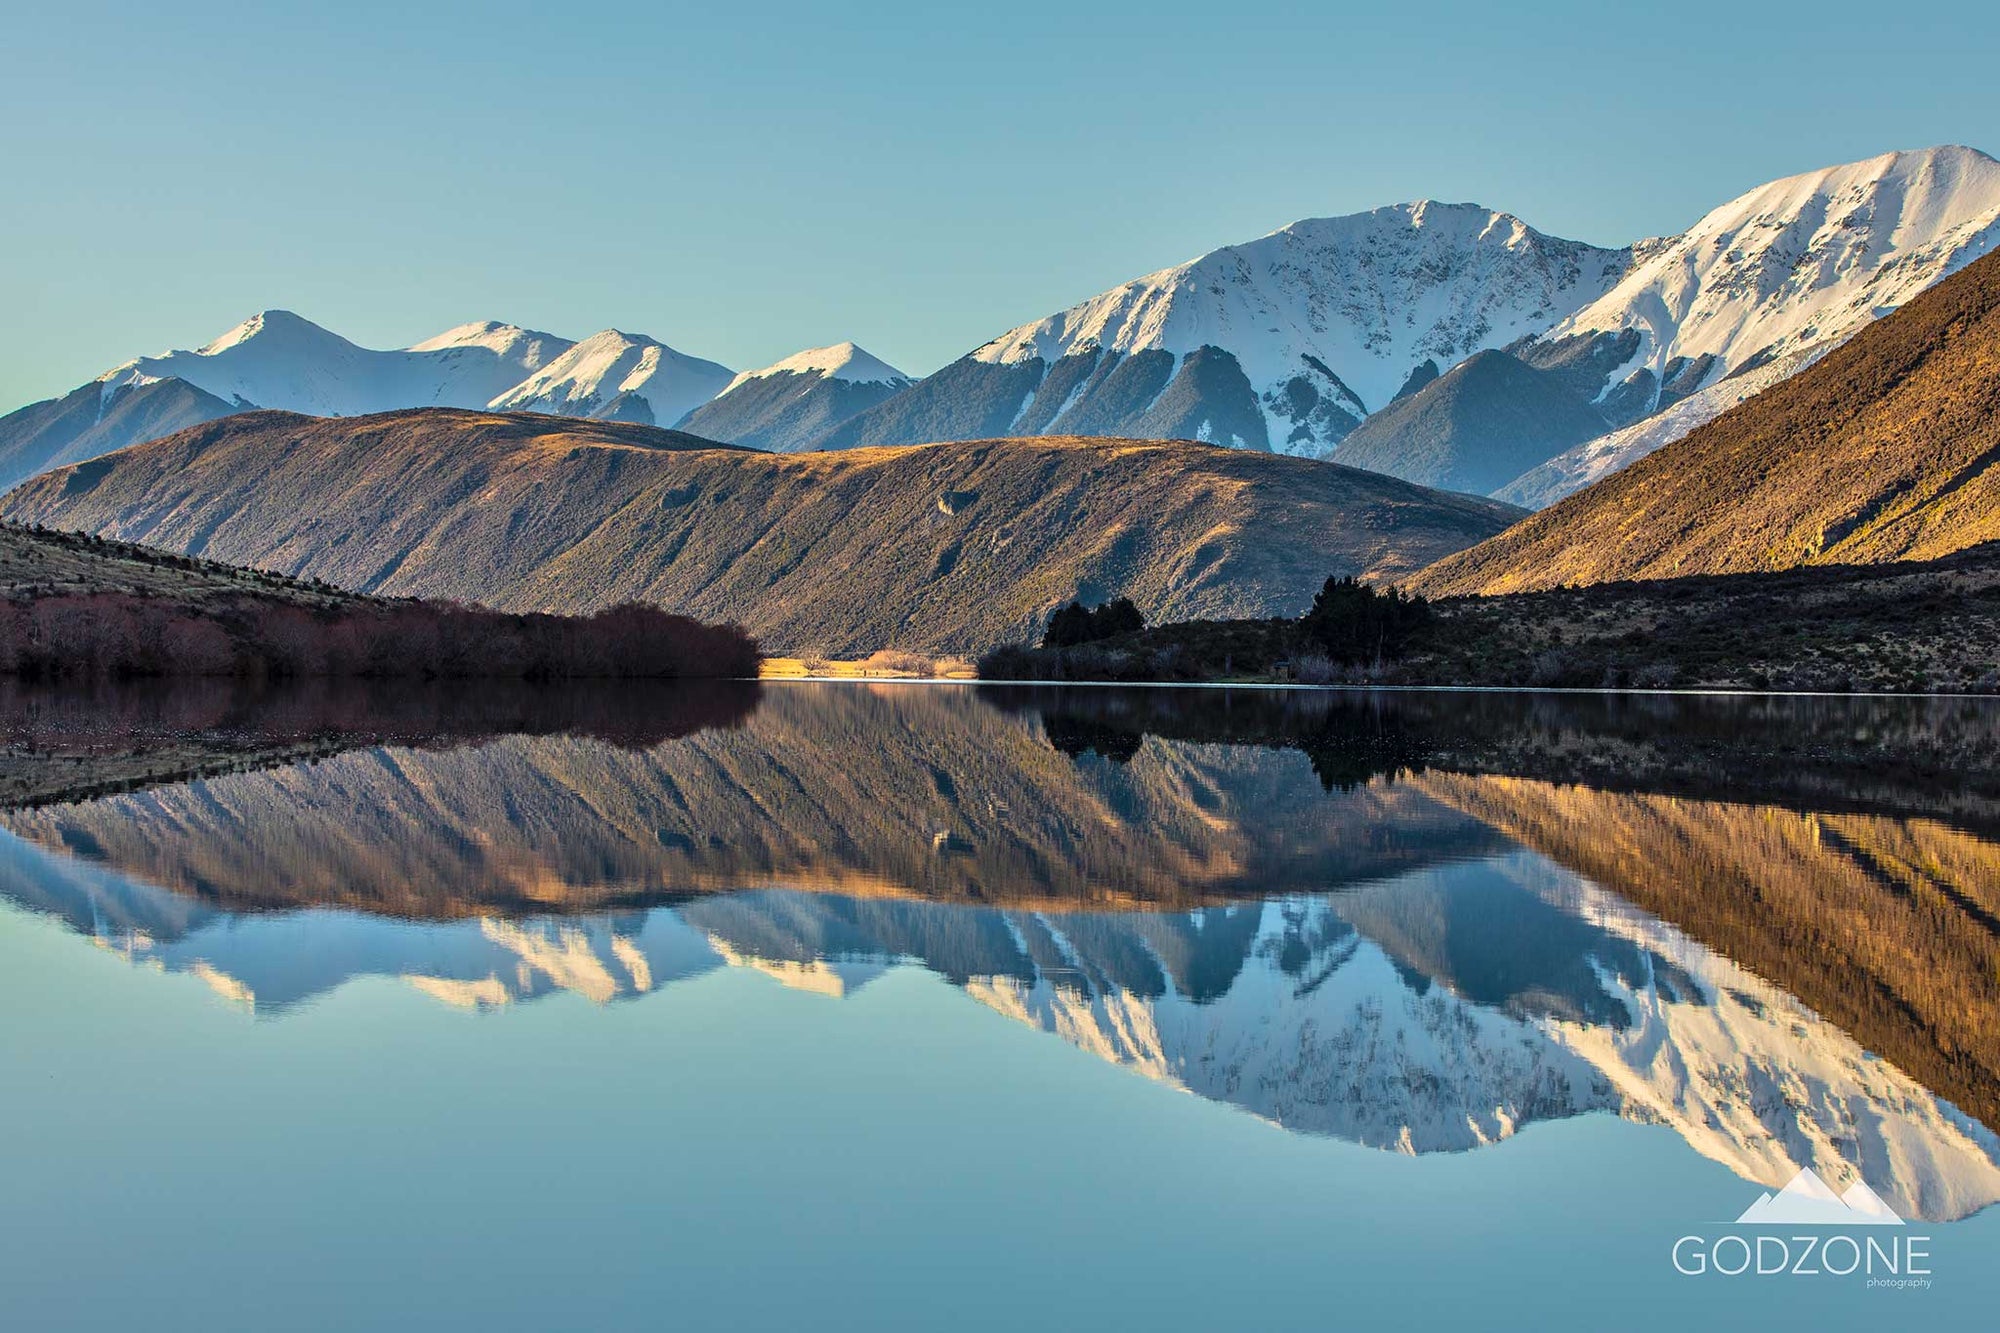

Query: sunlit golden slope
[[0, 409, 1519, 654]]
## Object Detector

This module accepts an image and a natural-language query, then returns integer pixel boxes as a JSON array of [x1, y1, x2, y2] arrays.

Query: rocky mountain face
[[816, 146, 2000, 500], [1299, 146, 2000, 499], [0, 378, 236, 493], [486, 328, 734, 426], [0, 409, 1520, 654], [1329, 349, 1613, 495]]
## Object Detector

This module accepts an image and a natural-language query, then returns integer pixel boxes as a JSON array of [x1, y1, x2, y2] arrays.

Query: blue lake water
[[0, 681, 1994, 1330]]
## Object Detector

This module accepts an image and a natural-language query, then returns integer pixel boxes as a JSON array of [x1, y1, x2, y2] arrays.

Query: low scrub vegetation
[[978, 545, 2000, 693]]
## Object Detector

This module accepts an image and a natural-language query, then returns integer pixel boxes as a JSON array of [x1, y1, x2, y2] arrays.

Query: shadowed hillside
[[0, 409, 1521, 654], [1330, 349, 1611, 494], [0, 517, 758, 683], [0, 378, 236, 494], [1412, 247, 2000, 596]]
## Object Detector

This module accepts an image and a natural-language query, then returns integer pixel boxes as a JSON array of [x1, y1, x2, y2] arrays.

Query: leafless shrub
[[1293, 652, 1339, 685]]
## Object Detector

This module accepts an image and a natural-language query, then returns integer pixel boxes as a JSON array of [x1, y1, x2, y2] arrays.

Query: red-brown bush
[[0, 593, 760, 681]]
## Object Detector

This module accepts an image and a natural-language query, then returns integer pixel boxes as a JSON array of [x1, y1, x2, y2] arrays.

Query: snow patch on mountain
[[1493, 345, 1827, 508]]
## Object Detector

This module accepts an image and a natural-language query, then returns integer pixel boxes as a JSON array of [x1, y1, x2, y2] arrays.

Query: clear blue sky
[[5, 0, 1998, 408]]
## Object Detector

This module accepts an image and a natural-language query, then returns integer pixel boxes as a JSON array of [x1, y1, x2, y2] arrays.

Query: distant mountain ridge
[[0, 409, 1521, 654], [0, 313, 904, 490], [680, 343, 911, 452]]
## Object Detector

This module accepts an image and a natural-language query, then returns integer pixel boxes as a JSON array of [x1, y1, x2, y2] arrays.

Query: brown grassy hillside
[[1411, 247, 2000, 596], [0, 519, 364, 607], [0, 409, 1521, 654]]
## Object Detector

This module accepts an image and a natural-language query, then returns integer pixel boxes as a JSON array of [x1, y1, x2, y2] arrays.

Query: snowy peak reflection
[[10, 833, 1996, 1225]]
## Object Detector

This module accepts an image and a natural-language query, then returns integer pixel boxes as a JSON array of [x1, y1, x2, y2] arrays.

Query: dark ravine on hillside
[[1409, 246, 2000, 597], [0, 409, 1523, 656]]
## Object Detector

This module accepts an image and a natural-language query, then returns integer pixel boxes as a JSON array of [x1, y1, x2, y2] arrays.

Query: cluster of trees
[[1299, 577, 1432, 664], [981, 579, 1436, 683], [1041, 597, 1145, 648], [0, 594, 761, 681]]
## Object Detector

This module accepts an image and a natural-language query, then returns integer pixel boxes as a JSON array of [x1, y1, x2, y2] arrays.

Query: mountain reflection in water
[[1, 680, 1996, 1224]]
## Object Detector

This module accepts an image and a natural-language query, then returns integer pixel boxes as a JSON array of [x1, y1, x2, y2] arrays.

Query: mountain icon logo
[[1734, 1169, 1905, 1227]]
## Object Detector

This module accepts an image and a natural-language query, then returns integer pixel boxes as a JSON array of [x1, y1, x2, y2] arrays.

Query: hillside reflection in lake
[[2, 681, 1997, 1331]]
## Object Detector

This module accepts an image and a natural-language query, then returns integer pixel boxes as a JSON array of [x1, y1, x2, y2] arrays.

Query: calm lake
[[1, 680, 1996, 1331]]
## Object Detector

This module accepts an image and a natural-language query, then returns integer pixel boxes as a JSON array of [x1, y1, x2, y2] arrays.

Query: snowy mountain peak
[[939, 199, 1629, 456], [405, 320, 574, 362], [722, 342, 910, 394], [1542, 144, 2000, 409], [488, 329, 734, 427], [94, 309, 578, 418], [191, 309, 345, 358]]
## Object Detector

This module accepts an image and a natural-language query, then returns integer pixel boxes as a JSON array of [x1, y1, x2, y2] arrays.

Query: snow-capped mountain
[[487, 329, 735, 427], [8, 144, 1999, 496], [819, 145, 2000, 496], [97, 310, 575, 416], [816, 202, 1630, 456], [0, 313, 742, 490], [678, 342, 911, 452], [1484, 145, 2000, 503], [1532, 146, 2000, 424], [0, 310, 584, 491]]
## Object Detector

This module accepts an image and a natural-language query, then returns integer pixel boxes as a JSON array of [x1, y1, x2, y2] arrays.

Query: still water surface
[[1, 681, 1996, 1330]]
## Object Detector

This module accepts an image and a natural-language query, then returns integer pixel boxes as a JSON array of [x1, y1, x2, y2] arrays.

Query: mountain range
[[3, 146, 1995, 506], [18, 228, 2000, 654], [0, 313, 911, 491]]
